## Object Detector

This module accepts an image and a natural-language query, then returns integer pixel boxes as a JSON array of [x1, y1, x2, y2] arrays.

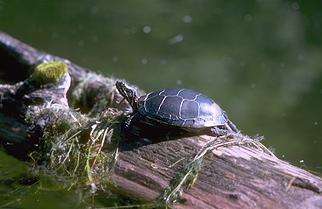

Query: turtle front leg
[[210, 126, 239, 138], [122, 112, 146, 139], [210, 127, 229, 137]]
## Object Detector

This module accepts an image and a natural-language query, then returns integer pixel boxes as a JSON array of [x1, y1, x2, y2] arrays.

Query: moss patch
[[30, 61, 68, 85]]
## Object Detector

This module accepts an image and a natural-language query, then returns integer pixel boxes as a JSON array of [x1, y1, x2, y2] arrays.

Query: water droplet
[[169, 34, 184, 44], [251, 83, 256, 88], [141, 58, 148, 64], [182, 15, 192, 23], [299, 160, 304, 163], [142, 26, 152, 34], [176, 80, 182, 85], [112, 56, 118, 62], [314, 121, 318, 126], [244, 14, 253, 22]]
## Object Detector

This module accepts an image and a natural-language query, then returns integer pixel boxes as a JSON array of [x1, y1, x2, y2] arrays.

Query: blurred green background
[[1, 0, 321, 208]]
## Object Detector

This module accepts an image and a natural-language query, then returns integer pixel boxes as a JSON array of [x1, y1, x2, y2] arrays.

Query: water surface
[[0, 0, 321, 208]]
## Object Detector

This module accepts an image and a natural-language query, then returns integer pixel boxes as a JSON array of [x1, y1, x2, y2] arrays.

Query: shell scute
[[158, 96, 182, 118], [138, 88, 227, 128], [180, 100, 199, 119]]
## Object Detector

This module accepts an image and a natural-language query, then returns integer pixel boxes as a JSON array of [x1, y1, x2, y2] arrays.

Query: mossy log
[[1, 31, 322, 209]]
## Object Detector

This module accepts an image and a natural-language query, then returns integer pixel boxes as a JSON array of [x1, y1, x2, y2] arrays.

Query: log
[[0, 31, 322, 209]]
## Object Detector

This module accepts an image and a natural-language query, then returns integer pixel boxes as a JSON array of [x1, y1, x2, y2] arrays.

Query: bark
[[0, 31, 321, 209]]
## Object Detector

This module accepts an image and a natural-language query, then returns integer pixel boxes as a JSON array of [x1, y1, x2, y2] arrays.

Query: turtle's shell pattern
[[137, 89, 228, 129]]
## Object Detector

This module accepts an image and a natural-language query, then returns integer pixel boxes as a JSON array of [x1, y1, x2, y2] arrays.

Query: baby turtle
[[116, 81, 239, 139]]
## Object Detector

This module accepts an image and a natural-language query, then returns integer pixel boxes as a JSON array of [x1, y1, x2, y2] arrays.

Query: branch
[[0, 31, 321, 209]]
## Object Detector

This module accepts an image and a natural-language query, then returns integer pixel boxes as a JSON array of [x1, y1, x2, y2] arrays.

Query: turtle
[[115, 81, 239, 139]]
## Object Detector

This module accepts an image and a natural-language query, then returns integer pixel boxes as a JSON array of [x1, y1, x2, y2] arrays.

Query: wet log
[[0, 31, 322, 209]]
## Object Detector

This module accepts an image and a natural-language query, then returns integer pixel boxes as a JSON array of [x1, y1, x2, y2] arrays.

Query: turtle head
[[116, 81, 139, 110]]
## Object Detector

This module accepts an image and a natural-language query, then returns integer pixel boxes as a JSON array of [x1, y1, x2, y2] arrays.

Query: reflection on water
[[0, 0, 321, 208]]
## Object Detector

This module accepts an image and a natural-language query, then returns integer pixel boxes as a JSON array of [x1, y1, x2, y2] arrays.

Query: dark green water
[[1, 0, 321, 208]]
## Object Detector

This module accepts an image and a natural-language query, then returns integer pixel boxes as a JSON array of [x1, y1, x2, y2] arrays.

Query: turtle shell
[[137, 88, 228, 129]]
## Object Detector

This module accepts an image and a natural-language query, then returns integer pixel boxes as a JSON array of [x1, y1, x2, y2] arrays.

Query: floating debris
[[141, 58, 148, 64], [182, 15, 192, 23], [142, 25, 152, 34], [112, 56, 118, 62], [169, 34, 184, 45]]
